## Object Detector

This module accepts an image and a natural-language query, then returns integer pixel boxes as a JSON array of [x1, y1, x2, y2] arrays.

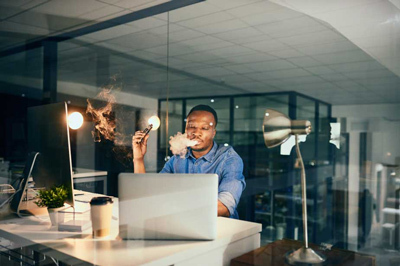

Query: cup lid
[[90, 196, 113, 205]]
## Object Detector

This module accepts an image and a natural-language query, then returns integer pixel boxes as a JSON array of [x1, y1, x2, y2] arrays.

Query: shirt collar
[[187, 141, 218, 162]]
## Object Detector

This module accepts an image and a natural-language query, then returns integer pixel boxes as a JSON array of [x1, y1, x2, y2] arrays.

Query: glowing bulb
[[68, 112, 83, 130], [148, 116, 160, 130]]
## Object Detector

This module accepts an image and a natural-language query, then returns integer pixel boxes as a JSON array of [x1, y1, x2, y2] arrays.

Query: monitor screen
[[28, 102, 74, 207]]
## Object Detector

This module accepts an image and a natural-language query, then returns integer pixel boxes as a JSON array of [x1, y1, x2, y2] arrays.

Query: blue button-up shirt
[[160, 141, 246, 219]]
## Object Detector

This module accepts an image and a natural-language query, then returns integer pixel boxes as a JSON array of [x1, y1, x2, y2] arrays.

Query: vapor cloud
[[86, 76, 135, 167], [169, 132, 198, 158]]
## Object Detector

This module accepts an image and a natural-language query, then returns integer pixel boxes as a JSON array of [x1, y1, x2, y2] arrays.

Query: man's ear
[[212, 128, 216, 139]]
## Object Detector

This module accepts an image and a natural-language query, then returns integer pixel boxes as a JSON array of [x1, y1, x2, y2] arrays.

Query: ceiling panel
[[241, 6, 302, 26], [0, 0, 174, 51], [113, 0, 165, 9], [245, 68, 311, 81], [278, 30, 344, 47], [211, 27, 261, 41], [242, 39, 289, 52], [225, 1, 282, 18], [287, 56, 322, 67], [176, 11, 235, 28], [2, 0, 400, 106], [245, 59, 297, 72], [169, 1, 222, 23], [312, 50, 372, 64]]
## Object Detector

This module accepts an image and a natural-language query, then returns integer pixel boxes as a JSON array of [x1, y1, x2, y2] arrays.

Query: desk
[[230, 239, 375, 266], [0, 192, 261, 266]]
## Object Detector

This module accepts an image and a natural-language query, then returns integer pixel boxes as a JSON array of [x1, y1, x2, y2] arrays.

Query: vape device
[[139, 124, 153, 144]]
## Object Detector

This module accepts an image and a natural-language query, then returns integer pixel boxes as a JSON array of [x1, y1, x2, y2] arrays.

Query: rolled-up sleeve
[[218, 191, 236, 217], [218, 151, 246, 217]]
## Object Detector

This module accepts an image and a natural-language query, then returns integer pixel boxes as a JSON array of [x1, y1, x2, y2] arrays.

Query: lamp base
[[285, 246, 326, 265]]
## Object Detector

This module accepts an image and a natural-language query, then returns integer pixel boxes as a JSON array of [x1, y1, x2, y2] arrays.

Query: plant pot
[[48, 206, 65, 226]]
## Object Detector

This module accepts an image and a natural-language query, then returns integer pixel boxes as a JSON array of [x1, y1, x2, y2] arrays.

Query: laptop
[[118, 173, 218, 240]]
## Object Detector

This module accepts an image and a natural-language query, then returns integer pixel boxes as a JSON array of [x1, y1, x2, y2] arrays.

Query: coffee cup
[[90, 196, 113, 238]]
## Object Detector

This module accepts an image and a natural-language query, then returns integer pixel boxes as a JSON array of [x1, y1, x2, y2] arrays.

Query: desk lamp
[[262, 109, 325, 265]]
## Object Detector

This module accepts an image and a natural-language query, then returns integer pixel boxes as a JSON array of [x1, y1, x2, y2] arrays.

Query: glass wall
[[0, 47, 43, 180], [158, 93, 337, 245], [159, 99, 183, 169], [0, 0, 400, 265], [56, 15, 169, 195]]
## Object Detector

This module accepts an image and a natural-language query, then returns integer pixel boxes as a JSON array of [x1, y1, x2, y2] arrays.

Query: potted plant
[[35, 185, 68, 226]]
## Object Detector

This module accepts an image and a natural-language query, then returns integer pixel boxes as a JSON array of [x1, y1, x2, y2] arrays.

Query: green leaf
[[34, 185, 69, 208]]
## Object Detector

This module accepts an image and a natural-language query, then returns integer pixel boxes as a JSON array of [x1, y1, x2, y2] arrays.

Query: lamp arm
[[295, 134, 309, 249]]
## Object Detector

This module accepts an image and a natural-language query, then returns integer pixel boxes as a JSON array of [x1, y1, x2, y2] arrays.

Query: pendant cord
[[165, 12, 170, 160]]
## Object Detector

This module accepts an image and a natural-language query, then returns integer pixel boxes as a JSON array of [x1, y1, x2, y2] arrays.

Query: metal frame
[[159, 91, 331, 107], [43, 41, 58, 104]]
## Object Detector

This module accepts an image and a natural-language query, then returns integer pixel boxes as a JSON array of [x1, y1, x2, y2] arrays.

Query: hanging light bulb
[[148, 116, 160, 130], [68, 112, 84, 130]]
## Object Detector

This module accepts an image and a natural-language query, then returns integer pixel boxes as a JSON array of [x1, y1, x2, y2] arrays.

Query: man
[[132, 105, 246, 219]]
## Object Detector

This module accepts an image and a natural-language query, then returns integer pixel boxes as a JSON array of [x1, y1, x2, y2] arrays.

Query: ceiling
[[0, 0, 170, 50], [1, 0, 400, 105]]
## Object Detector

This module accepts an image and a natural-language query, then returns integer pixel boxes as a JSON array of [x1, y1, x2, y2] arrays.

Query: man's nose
[[190, 128, 201, 137]]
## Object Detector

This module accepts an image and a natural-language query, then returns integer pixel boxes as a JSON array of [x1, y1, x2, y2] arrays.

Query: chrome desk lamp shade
[[262, 109, 325, 266]]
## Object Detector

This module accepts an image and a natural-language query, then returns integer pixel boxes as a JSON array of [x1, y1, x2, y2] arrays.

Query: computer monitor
[[28, 102, 75, 207]]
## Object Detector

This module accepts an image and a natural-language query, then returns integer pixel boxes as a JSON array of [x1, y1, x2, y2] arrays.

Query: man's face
[[185, 110, 216, 153]]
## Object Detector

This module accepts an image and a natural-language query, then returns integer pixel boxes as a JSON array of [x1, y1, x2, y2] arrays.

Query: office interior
[[0, 0, 400, 265]]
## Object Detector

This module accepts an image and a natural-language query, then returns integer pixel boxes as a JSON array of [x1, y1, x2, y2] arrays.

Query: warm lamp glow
[[68, 112, 83, 130], [148, 116, 160, 130]]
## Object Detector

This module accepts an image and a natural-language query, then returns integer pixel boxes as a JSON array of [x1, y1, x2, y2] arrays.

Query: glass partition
[[159, 99, 183, 169], [0, 47, 43, 164], [56, 15, 168, 194], [0, 1, 400, 264]]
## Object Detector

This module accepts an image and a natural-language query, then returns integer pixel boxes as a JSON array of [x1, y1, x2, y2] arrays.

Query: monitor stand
[[58, 194, 91, 232], [58, 219, 91, 232]]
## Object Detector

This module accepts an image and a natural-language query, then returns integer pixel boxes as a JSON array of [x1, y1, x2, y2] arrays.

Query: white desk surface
[[0, 192, 261, 266]]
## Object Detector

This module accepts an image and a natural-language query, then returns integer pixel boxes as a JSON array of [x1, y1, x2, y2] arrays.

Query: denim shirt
[[160, 141, 246, 219]]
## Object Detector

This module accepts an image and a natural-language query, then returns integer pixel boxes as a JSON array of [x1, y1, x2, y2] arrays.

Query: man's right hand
[[132, 130, 150, 160]]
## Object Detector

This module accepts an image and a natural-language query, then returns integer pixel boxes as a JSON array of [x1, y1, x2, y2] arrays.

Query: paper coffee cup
[[90, 197, 113, 238]]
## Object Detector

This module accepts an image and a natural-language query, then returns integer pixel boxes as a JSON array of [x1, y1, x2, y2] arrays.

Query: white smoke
[[169, 132, 198, 158]]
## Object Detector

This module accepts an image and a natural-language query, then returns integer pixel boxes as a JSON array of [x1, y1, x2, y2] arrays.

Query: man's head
[[185, 105, 217, 153]]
